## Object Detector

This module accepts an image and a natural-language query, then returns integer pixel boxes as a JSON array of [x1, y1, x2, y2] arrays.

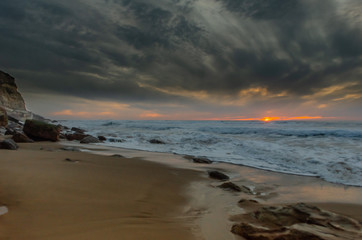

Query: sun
[[263, 117, 271, 122]]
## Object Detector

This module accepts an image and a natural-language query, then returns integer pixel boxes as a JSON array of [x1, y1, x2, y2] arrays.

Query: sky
[[0, 0, 361, 120]]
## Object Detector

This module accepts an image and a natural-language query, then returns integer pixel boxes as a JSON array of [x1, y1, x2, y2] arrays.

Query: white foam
[[60, 120, 362, 187]]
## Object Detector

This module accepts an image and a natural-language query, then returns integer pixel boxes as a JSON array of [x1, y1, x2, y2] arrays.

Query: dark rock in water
[[108, 138, 124, 143], [111, 154, 124, 158], [71, 127, 85, 133], [192, 157, 212, 164], [0, 139, 18, 150], [23, 119, 61, 142], [218, 182, 241, 192], [208, 171, 230, 181], [149, 139, 165, 144], [98, 136, 106, 141], [66, 133, 89, 141], [12, 132, 34, 143], [59, 133, 66, 139], [61, 146, 80, 152], [80, 135, 101, 144], [0, 107, 8, 127]]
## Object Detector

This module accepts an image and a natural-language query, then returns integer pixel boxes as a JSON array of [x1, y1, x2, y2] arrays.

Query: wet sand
[[0, 142, 201, 240]]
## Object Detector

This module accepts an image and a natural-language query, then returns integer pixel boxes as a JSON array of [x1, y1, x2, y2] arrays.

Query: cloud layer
[[0, 0, 361, 119]]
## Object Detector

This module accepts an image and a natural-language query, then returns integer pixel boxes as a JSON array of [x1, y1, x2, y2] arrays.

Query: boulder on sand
[[0, 139, 18, 150], [80, 135, 101, 144], [208, 170, 230, 181], [66, 133, 89, 141], [12, 132, 34, 143], [23, 119, 60, 142]]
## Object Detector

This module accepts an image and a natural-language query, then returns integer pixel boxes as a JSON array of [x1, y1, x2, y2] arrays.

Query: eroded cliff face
[[0, 70, 26, 111]]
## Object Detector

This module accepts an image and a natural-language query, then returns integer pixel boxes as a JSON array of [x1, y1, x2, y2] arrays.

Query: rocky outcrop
[[0, 107, 7, 127], [231, 203, 362, 240], [0, 139, 18, 150], [0, 71, 26, 111], [23, 120, 60, 142]]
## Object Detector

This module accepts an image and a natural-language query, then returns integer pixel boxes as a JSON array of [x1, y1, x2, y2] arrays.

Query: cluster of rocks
[[0, 109, 108, 150], [231, 203, 362, 240]]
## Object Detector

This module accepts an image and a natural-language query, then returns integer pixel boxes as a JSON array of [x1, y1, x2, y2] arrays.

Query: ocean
[[60, 120, 362, 187]]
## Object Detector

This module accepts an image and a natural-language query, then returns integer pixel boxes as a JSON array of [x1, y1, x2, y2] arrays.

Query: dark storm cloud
[[0, 0, 361, 103]]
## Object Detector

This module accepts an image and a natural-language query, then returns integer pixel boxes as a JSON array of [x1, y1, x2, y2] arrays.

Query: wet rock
[[12, 132, 34, 143], [218, 182, 241, 192], [0, 107, 8, 127], [238, 199, 259, 204], [111, 154, 124, 158], [64, 158, 79, 163], [23, 119, 60, 142], [240, 185, 253, 194], [231, 223, 324, 240], [192, 157, 212, 164], [108, 138, 124, 143], [208, 170, 230, 181], [0, 139, 18, 150], [149, 139, 165, 144], [71, 127, 86, 133], [98, 136, 106, 141], [66, 133, 89, 141], [80, 135, 101, 144], [231, 203, 362, 240]]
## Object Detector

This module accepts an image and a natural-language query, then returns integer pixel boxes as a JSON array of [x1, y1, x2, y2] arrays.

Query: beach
[[0, 140, 361, 240]]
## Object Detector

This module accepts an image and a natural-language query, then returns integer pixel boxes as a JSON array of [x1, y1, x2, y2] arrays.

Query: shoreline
[[71, 140, 362, 188], [61, 141, 362, 239], [1, 140, 361, 239]]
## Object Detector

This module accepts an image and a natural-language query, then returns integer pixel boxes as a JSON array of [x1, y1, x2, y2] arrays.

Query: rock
[[59, 133, 66, 139], [149, 139, 165, 144], [23, 119, 61, 142], [108, 138, 124, 143], [0, 107, 8, 127], [71, 127, 86, 133], [64, 158, 78, 163], [0, 126, 5, 135], [98, 136, 106, 141], [80, 135, 101, 144], [192, 157, 212, 164], [0, 139, 18, 150], [65, 133, 89, 141], [231, 223, 324, 240], [0, 70, 26, 110], [218, 182, 241, 192], [231, 203, 362, 240], [111, 154, 124, 158], [238, 199, 259, 204], [208, 170, 230, 181], [12, 132, 34, 143]]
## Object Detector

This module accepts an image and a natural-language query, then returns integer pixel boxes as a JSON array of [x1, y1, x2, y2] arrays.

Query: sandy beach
[[0, 140, 361, 240]]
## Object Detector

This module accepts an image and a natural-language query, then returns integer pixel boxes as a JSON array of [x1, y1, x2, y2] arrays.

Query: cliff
[[0, 70, 34, 121], [0, 70, 26, 110]]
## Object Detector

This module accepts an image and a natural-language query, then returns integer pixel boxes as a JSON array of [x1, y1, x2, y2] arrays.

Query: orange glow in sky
[[221, 116, 325, 122]]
